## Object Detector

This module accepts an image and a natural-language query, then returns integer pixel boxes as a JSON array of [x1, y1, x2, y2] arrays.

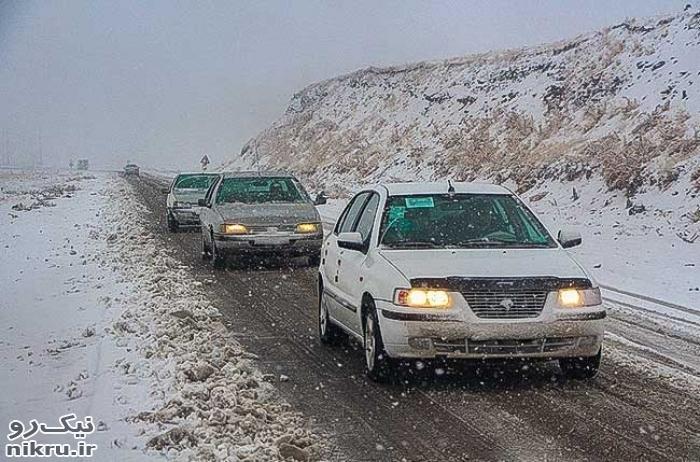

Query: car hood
[[378, 248, 588, 281], [216, 202, 320, 225]]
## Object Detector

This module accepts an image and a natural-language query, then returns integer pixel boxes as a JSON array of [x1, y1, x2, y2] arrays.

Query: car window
[[379, 193, 556, 249], [174, 174, 218, 190], [336, 192, 370, 234], [354, 193, 380, 242], [215, 177, 305, 204]]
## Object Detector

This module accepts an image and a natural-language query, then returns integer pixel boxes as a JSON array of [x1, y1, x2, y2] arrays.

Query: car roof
[[175, 171, 219, 176], [377, 181, 511, 196], [219, 170, 295, 179]]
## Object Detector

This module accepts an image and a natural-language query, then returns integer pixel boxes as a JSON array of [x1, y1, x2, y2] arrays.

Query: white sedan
[[317, 182, 605, 381]]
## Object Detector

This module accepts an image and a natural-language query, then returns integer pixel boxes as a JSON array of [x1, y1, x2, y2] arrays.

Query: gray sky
[[0, 0, 688, 170]]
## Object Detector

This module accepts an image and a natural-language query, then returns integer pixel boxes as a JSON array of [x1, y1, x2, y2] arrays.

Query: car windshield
[[216, 177, 306, 204], [379, 193, 556, 249], [174, 174, 218, 191]]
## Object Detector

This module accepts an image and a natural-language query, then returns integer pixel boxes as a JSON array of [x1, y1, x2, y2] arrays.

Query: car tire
[[201, 230, 211, 260], [211, 234, 226, 269], [167, 212, 178, 233], [363, 299, 393, 382], [308, 253, 321, 267], [559, 348, 601, 380], [318, 284, 343, 344]]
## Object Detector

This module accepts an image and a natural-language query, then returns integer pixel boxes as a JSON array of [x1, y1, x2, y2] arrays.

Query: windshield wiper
[[384, 240, 442, 249]]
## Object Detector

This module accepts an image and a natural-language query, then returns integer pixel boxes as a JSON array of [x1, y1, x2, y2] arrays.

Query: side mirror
[[314, 193, 327, 206], [337, 232, 366, 252], [558, 229, 582, 248], [161, 188, 169, 194], [197, 199, 208, 207]]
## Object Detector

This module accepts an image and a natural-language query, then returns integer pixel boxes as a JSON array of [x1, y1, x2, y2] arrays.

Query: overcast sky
[[0, 0, 688, 170]]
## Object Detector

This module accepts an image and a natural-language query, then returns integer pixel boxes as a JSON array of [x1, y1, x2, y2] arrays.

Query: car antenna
[[447, 179, 455, 196]]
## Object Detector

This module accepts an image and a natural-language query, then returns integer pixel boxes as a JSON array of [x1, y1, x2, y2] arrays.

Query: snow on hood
[[379, 248, 588, 281], [217, 202, 320, 225]]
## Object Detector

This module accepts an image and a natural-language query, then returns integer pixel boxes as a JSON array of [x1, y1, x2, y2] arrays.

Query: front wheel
[[559, 348, 601, 380], [363, 301, 393, 382], [166, 212, 178, 233], [211, 236, 227, 269]]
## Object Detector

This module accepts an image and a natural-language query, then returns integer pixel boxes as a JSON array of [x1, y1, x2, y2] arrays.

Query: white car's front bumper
[[375, 295, 605, 360]]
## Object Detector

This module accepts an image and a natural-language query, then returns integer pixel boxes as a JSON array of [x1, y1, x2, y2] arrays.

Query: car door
[[335, 192, 380, 333], [323, 192, 370, 329], [200, 176, 221, 242]]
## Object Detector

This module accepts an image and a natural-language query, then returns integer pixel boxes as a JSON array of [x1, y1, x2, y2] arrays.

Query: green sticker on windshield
[[405, 197, 434, 208]]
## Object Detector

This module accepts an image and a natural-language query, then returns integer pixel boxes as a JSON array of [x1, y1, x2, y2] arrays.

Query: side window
[[336, 192, 370, 234], [355, 194, 380, 242]]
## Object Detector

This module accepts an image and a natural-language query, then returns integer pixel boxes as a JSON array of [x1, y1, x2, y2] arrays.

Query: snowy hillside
[[230, 8, 700, 204]]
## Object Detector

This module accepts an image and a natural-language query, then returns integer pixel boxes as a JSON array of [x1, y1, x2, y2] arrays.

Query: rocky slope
[[229, 7, 700, 200]]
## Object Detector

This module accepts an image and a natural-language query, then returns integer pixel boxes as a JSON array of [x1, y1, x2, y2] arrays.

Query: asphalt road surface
[[131, 174, 700, 462]]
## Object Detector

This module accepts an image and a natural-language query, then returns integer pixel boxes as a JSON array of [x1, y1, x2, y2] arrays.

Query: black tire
[[363, 299, 393, 382], [211, 235, 226, 269], [559, 348, 601, 380], [167, 212, 178, 233], [318, 283, 343, 344], [308, 253, 321, 267], [201, 230, 211, 260]]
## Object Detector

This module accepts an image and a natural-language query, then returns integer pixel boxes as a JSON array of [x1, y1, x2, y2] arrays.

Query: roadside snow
[[1, 170, 323, 461]]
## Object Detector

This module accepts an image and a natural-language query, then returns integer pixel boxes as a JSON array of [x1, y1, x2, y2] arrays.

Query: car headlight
[[295, 223, 320, 234], [220, 224, 248, 235], [557, 287, 602, 308], [394, 288, 451, 308]]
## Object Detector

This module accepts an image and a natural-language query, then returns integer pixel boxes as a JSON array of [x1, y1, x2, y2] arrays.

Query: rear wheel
[[363, 300, 393, 382], [560, 348, 601, 380], [318, 284, 342, 344]]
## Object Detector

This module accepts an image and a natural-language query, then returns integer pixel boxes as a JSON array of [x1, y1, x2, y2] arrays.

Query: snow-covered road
[[1, 171, 323, 461]]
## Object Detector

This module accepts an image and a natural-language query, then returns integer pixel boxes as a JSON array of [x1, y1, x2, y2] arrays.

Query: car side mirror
[[197, 199, 208, 207], [337, 232, 366, 252], [558, 229, 582, 248], [314, 193, 327, 206]]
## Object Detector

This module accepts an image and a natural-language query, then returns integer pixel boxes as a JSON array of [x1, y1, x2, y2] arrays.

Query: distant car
[[164, 172, 219, 232], [124, 164, 140, 176], [318, 181, 605, 381], [198, 171, 323, 268], [76, 159, 89, 171]]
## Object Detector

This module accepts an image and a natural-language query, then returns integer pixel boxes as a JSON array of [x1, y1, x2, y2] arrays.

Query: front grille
[[246, 224, 296, 234], [467, 337, 578, 355], [462, 290, 548, 319]]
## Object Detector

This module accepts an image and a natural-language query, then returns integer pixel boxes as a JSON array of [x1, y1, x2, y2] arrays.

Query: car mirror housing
[[337, 232, 366, 252], [558, 229, 582, 248], [197, 198, 208, 207], [314, 193, 327, 206]]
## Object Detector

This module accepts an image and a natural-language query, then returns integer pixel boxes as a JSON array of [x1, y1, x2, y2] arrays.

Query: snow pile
[[101, 180, 323, 461], [231, 7, 700, 222]]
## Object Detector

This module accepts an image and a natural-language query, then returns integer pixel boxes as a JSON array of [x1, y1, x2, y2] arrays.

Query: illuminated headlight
[[220, 224, 248, 235], [557, 287, 602, 308], [394, 288, 451, 308], [295, 223, 320, 234]]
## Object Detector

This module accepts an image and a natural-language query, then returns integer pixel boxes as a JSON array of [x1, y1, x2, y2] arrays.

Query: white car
[[318, 182, 606, 381], [164, 172, 220, 232]]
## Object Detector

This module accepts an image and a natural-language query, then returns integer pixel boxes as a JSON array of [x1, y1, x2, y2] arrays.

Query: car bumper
[[375, 299, 605, 360], [169, 208, 200, 226], [213, 232, 322, 256]]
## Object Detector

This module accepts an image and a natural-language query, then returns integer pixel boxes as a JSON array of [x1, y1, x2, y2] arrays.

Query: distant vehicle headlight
[[557, 287, 602, 308], [394, 288, 451, 308], [295, 223, 320, 234], [221, 224, 248, 235]]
